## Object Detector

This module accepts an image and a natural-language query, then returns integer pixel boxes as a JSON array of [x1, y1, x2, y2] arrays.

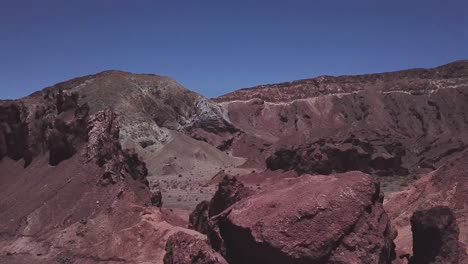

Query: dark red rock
[[208, 172, 396, 264], [0, 106, 186, 263], [409, 206, 465, 264], [208, 175, 253, 217], [385, 150, 468, 258], [164, 232, 228, 264], [267, 136, 408, 176], [0, 91, 91, 168], [55, 90, 79, 114], [0, 103, 29, 164], [189, 175, 253, 235], [47, 128, 75, 166], [189, 200, 210, 234], [151, 190, 163, 207]]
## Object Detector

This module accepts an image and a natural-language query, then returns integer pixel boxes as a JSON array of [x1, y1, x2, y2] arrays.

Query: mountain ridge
[[215, 60, 468, 102], [2, 59, 468, 263]]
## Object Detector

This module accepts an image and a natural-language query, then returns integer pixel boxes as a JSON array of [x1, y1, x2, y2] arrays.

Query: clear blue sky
[[1, 0, 468, 99]]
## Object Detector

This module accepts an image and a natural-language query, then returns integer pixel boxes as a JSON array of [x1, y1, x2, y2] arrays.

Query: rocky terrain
[[1, 70, 248, 209], [191, 172, 397, 264], [385, 149, 468, 262], [1, 60, 468, 263]]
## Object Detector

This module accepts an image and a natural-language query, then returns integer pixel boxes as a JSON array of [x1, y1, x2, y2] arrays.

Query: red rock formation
[[266, 135, 408, 176], [0, 90, 89, 168], [164, 232, 228, 264], [215, 60, 468, 103], [189, 175, 253, 235], [151, 190, 163, 207], [385, 150, 468, 260], [201, 172, 396, 264], [0, 98, 194, 263], [210, 61, 468, 179], [189, 200, 211, 234], [409, 206, 466, 264], [86, 109, 148, 185], [0, 102, 31, 166], [2, 61, 468, 263]]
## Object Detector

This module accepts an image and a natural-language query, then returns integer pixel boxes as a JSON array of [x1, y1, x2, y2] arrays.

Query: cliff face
[[0, 92, 206, 263], [203, 61, 468, 182]]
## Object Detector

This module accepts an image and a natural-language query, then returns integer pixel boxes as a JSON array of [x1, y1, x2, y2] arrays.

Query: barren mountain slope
[[204, 61, 468, 191], [8, 70, 245, 208], [0, 95, 203, 263]]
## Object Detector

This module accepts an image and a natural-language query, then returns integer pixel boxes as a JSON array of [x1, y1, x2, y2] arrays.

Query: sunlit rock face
[[190, 172, 396, 264], [211, 61, 468, 179]]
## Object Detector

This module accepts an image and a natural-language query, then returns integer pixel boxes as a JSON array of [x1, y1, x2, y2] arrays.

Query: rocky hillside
[[0, 93, 200, 263], [30, 70, 226, 150], [201, 61, 468, 190], [2, 70, 245, 209], [215, 60, 468, 102], [1, 60, 468, 263]]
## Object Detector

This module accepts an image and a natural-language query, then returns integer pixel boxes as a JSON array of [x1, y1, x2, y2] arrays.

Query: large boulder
[[208, 171, 396, 264], [164, 231, 228, 264]]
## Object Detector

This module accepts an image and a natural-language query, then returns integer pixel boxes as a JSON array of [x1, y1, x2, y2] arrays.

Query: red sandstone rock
[[208, 172, 396, 264], [2, 61, 468, 263], [189, 175, 253, 235], [211, 61, 468, 178], [409, 206, 466, 264], [266, 135, 408, 176], [385, 151, 468, 261], [0, 104, 190, 263], [164, 231, 228, 264]]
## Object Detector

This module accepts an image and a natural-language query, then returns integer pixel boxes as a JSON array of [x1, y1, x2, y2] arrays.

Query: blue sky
[[1, 0, 468, 99]]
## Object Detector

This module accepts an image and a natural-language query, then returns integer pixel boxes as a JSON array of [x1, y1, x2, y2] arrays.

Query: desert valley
[[1, 60, 468, 263]]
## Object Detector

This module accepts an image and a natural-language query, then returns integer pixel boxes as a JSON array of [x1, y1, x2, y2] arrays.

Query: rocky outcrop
[[189, 175, 253, 235], [151, 190, 163, 207], [208, 175, 254, 217], [0, 97, 181, 263], [214, 61, 468, 182], [164, 232, 228, 264], [190, 200, 211, 234], [267, 135, 408, 176], [409, 206, 465, 264], [0, 90, 90, 167], [86, 109, 148, 185], [202, 172, 396, 264], [0, 103, 30, 166], [385, 150, 468, 260]]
